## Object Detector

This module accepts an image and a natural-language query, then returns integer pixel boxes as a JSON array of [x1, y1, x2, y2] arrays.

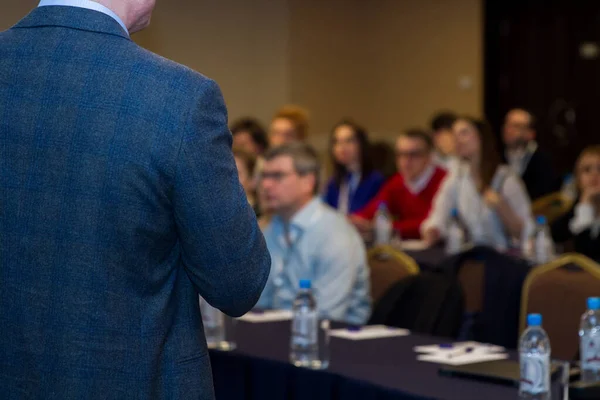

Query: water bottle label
[[375, 219, 392, 245], [520, 353, 550, 394], [581, 335, 600, 371], [292, 311, 318, 346], [446, 225, 464, 254]]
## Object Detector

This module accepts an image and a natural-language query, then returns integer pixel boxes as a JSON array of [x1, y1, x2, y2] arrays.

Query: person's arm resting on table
[[313, 234, 370, 325]]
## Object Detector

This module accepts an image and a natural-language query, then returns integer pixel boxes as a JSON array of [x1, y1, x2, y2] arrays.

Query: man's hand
[[349, 215, 374, 242], [422, 227, 441, 247], [582, 186, 600, 205]]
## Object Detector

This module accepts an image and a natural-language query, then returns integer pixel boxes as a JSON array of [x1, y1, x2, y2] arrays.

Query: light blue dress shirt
[[257, 198, 371, 325], [38, 0, 129, 35]]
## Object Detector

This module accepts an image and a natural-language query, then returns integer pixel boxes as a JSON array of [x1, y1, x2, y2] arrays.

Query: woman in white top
[[422, 116, 533, 250]]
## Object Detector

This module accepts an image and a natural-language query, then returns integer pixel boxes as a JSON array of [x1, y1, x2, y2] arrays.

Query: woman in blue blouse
[[324, 119, 385, 214]]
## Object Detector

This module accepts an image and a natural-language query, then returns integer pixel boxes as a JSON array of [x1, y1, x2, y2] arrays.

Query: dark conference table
[[209, 319, 524, 400]]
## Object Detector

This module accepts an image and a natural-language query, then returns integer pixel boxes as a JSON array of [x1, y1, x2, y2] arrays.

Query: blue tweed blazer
[[0, 6, 270, 399]]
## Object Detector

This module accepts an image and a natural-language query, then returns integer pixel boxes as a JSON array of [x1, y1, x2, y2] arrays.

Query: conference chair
[[457, 259, 485, 314], [367, 245, 419, 305], [531, 192, 575, 225], [520, 253, 600, 360]]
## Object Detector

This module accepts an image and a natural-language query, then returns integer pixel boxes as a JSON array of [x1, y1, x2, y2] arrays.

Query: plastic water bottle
[[446, 208, 465, 255], [290, 279, 319, 368], [526, 216, 555, 264], [374, 202, 393, 246], [199, 297, 225, 347], [561, 174, 577, 202], [580, 297, 600, 383], [519, 314, 551, 400]]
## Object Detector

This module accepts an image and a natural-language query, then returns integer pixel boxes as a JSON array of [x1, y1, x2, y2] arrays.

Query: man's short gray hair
[[264, 143, 321, 194]]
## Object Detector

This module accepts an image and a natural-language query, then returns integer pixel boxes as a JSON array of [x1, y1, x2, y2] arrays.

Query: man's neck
[[279, 197, 314, 224], [91, 0, 132, 31], [507, 140, 532, 155], [404, 164, 436, 195]]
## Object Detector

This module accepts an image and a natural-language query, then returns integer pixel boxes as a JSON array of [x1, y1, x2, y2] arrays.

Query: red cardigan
[[354, 167, 447, 239]]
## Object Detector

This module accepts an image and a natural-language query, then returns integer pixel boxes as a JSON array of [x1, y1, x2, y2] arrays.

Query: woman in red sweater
[[350, 129, 447, 240]]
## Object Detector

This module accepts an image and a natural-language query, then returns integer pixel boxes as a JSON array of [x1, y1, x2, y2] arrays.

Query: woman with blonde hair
[[551, 146, 600, 261], [268, 105, 310, 148]]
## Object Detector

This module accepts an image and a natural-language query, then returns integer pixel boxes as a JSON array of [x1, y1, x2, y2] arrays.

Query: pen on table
[[447, 347, 474, 359]]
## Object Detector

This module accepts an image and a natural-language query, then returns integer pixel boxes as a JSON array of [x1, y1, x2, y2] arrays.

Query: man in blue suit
[[0, 1, 271, 399]]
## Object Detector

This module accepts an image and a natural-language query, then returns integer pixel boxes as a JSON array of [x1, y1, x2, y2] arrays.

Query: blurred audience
[[503, 108, 560, 201], [551, 146, 600, 261], [324, 119, 385, 214], [269, 105, 310, 148], [430, 111, 459, 173], [233, 147, 260, 217], [423, 117, 533, 250], [257, 143, 371, 324], [351, 129, 447, 240], [230, 117, 269, 157]]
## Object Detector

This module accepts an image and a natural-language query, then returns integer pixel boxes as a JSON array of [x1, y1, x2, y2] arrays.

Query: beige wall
[[366, 0, 483, 141], [289, 0, 482, 148], [134, 0, 290, 127], [1, 1, 38, 27], [1, 0, 482, 149]]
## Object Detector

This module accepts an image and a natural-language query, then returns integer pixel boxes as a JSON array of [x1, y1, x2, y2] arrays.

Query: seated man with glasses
[[257, 143, 371, 325], [351, 129, 447, 240]]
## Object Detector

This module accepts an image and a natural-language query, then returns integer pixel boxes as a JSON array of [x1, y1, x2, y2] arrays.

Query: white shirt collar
[[506, 140, 538, 176], [38, 0, 129, 36], [405, 164, 436, 195]]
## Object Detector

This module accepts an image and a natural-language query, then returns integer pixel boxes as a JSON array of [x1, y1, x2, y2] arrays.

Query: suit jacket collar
[[12, 6, 130, 41]]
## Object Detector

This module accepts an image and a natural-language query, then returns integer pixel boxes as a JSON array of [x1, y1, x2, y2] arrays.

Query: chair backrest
[[368, 272, 464, 337], [531, 192, 574, 225], [457, 260, 485, 314], [520, 254, 600, 360], [367, 245, 419, 305]]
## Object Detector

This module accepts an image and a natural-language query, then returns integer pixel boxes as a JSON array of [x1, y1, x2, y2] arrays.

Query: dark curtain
[[485, 0, 600, 175]]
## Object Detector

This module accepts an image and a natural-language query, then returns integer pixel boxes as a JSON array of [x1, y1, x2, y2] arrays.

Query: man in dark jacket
[[503, 108, 560, 201], [0, 1, 270, 399]]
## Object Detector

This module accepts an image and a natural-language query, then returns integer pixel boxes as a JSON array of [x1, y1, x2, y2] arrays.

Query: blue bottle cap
[[536, 215, 547, 225], [451, 208, 459, 218], [588, 297, 600, 311], [299, 279, 311, 289], [527, 313, 542, 327], [378, 202, 388, 211]]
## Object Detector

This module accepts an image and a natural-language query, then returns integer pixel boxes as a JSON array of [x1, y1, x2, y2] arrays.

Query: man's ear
[[301, 174, 317, 195]]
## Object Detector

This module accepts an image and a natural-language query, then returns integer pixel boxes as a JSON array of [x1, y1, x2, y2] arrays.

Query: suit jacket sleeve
[[525, 151, 560, 201], [172, 79, 271, 317]]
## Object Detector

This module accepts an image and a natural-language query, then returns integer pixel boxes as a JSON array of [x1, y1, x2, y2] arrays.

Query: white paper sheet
[[329, 325, 410, 340], [417, 352, 509, 366], [414, 341, 505, 354], [237, 310, 293, 323]]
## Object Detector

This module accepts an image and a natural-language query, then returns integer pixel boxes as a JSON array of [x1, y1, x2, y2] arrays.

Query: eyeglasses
[[504, 122, 529, 130], [396, 150, 427, 159], [261, 171, 296, 182], [333, 137, 357, 146]]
